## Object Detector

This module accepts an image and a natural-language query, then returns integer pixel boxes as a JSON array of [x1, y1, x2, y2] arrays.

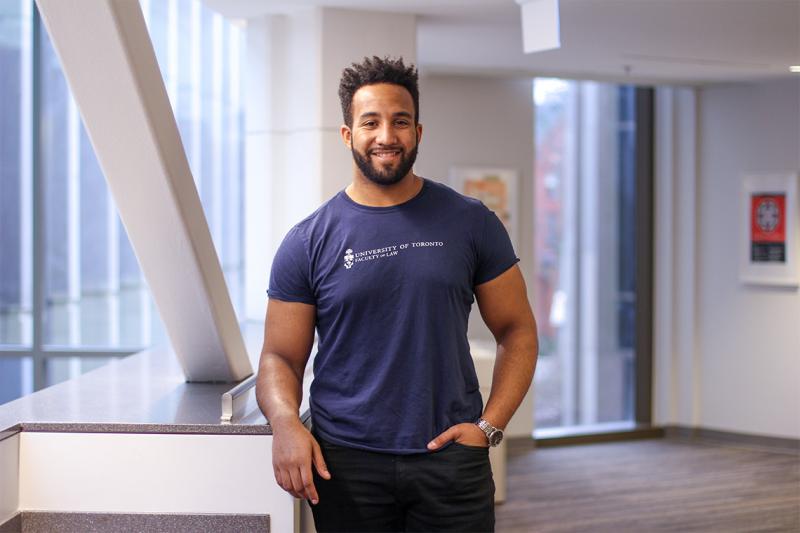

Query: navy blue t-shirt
[[268, 178, 518, 454]]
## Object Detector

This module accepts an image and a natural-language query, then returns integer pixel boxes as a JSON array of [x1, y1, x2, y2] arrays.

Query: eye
[[394, 119, 410, 127], [362, 120, 377, 128]]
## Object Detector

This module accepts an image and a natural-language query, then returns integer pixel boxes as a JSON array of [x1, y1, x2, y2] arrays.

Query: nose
[[376, 122, 398, 145]]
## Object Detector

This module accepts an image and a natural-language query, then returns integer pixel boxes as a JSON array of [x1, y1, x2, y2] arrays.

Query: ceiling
[[204, 0, 800, 85]]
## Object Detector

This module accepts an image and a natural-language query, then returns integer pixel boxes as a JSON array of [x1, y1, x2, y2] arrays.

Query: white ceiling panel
[[205, 0, 800, 84]]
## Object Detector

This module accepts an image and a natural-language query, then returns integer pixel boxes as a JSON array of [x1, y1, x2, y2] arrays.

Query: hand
[[271, 419, 331, 504], [427, 422, 488, 450]]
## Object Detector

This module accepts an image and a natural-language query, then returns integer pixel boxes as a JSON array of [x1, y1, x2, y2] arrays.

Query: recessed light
[[791, 66, 800, 73]]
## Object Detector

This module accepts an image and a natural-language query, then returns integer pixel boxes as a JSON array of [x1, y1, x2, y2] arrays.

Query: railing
[[220, 374, 257, 424], [221, 346, 316, 425]]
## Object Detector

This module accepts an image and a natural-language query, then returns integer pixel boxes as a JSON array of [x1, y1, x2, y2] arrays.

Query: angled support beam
[[35, 0, 252, 382]]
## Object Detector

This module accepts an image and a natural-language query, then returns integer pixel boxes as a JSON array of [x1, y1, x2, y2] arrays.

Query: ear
[[416, 122, 423, 145], [340, 124, 352, 149]]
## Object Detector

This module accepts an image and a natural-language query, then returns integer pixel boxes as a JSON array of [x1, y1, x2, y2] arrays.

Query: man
[[256, 56, 538, 532]]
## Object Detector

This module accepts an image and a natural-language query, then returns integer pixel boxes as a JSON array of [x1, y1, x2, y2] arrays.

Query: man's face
[[342, 83, 423, 186]]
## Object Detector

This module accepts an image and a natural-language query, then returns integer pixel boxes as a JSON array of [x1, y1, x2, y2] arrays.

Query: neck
[[345, 172, 423, 207]]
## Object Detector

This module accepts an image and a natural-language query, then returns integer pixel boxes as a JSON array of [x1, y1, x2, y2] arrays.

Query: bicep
[[260, 298, 316, 377], [474, 265, 535, 340]]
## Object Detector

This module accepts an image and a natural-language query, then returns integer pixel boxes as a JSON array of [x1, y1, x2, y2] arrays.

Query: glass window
[[0, 357, 33, 405], [38, 0, 245, 350], [0, 0, 33, 348], [0, 0, 246, 398], [533, 79, 639, 431], [44, 356, 114, 388]]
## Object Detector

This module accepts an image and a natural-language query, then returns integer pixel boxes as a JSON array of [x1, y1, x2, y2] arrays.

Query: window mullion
[[19, 0, 34, 349], [67, 96, 81, 348], [31, 3, 45, 391]]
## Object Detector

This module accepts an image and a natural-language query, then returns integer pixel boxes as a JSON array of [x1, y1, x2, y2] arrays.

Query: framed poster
[[739, 173, 799, 286], [450, 167, 519, 248]]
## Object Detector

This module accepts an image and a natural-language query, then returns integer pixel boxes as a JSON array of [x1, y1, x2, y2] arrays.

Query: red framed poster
[[740, 174, 799, 286], [750, 193, 786, 263]]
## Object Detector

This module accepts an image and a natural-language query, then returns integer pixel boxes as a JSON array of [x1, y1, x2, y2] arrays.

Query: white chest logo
[[343, 248, 355, 269]]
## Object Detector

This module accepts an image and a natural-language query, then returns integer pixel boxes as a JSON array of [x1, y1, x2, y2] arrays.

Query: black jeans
[[310, 435, 495, 532]]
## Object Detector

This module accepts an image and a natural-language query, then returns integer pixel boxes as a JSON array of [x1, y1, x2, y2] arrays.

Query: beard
[[352, 143, 419, 186]]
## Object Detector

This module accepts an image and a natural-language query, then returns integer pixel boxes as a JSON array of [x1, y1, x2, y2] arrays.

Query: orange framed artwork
[[450, 167, 519, 249]]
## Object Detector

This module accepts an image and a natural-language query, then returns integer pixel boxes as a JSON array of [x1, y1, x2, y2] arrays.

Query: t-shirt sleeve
[[473, 206, 520, 286], [267, 225, 316, 304]]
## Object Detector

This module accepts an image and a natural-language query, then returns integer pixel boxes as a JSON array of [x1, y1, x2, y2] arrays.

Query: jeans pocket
[[452, 441, 490, 453]]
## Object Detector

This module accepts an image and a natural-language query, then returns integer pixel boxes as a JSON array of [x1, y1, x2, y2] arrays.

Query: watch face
[[489, 430, 504, 446]]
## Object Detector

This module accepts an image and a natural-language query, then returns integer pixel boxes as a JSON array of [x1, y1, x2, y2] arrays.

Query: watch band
[[476, 418, 504, 447]]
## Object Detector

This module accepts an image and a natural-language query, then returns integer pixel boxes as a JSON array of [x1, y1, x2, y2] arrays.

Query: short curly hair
[[338, 56, 419, 127]]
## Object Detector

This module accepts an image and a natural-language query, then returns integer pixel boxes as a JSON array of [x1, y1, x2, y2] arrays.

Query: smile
[[370, 149, 402, 160]]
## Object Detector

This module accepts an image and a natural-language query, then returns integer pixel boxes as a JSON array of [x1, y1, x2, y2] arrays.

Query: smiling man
[[256, 56, 539, 532]]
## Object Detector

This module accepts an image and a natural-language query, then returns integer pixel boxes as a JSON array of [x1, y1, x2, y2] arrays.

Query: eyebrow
[[358, 111, 413, 121]]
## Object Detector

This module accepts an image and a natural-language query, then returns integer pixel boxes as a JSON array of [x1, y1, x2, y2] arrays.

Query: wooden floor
[[495, 437, 800, 532]]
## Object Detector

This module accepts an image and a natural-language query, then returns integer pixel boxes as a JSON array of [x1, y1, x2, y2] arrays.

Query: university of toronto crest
[[344, 248, 355, 269]]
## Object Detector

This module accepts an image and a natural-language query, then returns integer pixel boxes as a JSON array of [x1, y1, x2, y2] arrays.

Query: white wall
[[417, 74, 536, 341], [0, 434, 19, 523], [695, 79, 800, 439], [18, 432, 295, 532]]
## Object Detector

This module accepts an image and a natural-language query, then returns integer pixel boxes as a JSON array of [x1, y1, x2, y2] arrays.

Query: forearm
[[256, 352, 305, 430], [481, 324, 539, 429]]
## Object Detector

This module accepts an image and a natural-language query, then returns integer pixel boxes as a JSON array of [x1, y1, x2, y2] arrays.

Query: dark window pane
[[0, 357, 33, 405]]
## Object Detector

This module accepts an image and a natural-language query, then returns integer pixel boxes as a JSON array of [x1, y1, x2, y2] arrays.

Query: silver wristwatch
[[476, 418, 504, 447]]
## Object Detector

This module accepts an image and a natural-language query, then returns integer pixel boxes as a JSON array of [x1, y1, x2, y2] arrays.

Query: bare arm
[[428, 265, 538, 448], [474, 264, 539, 430], [256, 298, 315, 425], [256, 298, 330, 504]]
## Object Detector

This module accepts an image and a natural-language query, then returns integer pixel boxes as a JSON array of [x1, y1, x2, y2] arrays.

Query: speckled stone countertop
[[0, 324, 287, 437], [4, 511, 270, 532]]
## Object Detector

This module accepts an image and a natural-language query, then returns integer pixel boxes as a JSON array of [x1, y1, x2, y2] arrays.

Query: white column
[[243, 15, 275, 321], [244, 8, 416, 320], [653, 87, 699, 427]]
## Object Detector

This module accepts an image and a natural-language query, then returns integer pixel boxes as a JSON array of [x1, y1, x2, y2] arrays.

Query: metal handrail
[[220, 374, 257, 423]]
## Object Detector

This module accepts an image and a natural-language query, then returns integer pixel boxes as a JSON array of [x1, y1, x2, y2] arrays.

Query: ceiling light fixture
[[790, 66, 800, 73], [517, 0, 561, 54]]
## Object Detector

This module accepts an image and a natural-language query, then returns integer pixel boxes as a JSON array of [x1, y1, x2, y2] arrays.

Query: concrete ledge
[[0, 428, 20, 444], [14, 422, 270, 436], [0, 512, 268, 532]]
